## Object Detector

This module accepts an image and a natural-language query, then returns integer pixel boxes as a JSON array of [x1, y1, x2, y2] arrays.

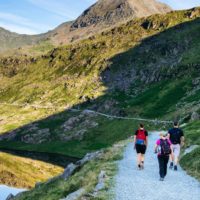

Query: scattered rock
[[60, 188, 85, 200], [62, 163, 78, 180], [191, 112, 199, 121], [21, 128, 50, 144], [6, 194, 14, 200], [94, 171, 107, 192], [183, 145, 199, 155], [77, 151, 103, 166]]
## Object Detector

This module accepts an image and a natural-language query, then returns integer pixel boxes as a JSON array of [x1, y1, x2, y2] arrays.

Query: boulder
[[184, 145, 199, 155], [76, 151, 102, 166], [60, 188, 85, 200], [62, 163, 78, 180], [94, 171, 106, 192], [191, 112, 199, 121], [6, 194, 14, 200]]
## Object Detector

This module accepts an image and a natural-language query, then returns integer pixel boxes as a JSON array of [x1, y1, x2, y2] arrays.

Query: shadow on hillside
[[0, 18, 199, 166]]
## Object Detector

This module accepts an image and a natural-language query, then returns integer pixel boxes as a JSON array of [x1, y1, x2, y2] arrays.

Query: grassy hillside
[[14, 140, 126, 200], [0, 152, 63, 188], [0, 7, 199, 158], [0, 8, 200, 109], [0, 7, 200, 191], [180, 120, 200, 180]]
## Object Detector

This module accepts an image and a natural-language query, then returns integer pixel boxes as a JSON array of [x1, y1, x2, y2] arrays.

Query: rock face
[[71, 0, 172, 29]]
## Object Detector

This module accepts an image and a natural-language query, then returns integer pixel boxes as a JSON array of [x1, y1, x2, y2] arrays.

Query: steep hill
[[0, 0, 171, 52]]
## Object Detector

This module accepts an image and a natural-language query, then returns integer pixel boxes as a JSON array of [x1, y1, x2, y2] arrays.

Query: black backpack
[[160, 139, 171, 155]]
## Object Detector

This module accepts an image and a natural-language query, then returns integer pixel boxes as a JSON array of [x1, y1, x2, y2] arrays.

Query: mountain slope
[[71, 0, 171, 29], [0, 8, 200, 194], [0, 8, 200, 151], [0, 0, 172, 52], [0, 27, 46, 53]]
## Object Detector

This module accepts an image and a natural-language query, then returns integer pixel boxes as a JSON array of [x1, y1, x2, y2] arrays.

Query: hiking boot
[[169, 162, 173, 169], [159, 177, 164, 181], [174, 165, 178, 171]]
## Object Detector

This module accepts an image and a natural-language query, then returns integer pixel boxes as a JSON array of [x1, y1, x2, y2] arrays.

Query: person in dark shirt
[[168, 121, 185, 171], [134, 124, 148, 170]]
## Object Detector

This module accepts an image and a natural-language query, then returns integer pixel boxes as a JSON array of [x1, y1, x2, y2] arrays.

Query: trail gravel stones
[[115, 132, 200, 200]]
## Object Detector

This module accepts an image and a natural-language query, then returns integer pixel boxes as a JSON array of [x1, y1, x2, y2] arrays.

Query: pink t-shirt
[[156, 139, 172, 145], [156, 139, 172, 155]]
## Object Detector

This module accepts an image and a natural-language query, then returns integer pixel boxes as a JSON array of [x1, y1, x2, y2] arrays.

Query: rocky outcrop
[[191, 112, 200, 121], [6, 194, 15, 200], [93, 170, 107, 193], [0, 56, 37, 77], [60, 111, 98, 141], [60, 188, 85, 200], [62, 163, 77, 180], [71, 0, 171, 30]]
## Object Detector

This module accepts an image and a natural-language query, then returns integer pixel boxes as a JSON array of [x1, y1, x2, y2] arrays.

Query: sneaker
[[169, 162, 173, 169], [174, 165, 178, 171], [159, 177, 164, 181]]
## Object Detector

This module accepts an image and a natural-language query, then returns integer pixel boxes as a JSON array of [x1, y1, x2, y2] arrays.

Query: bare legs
[[137, 153, 145, 169]]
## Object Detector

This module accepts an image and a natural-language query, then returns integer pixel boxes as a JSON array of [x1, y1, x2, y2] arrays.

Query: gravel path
[[115, 132, 200, 200]]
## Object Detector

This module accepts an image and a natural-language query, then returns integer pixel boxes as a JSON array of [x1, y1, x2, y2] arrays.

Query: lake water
[[0, 185, 26, 200]]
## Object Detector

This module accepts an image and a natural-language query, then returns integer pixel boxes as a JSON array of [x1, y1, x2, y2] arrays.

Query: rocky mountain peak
[[71, 0, 172, 29]]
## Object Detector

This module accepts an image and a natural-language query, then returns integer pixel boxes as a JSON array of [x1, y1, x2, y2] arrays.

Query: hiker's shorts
[[136, 144, 146, 154], [172, 144, 180, 159]]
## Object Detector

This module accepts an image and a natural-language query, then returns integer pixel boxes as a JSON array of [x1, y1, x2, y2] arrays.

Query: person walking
[[155, 133, 173, 181], [168, 121, 185, 171], [134, 124, 148, 170]]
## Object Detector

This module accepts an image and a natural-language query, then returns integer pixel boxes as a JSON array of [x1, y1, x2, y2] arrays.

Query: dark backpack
[[160, 139, 171, 155]]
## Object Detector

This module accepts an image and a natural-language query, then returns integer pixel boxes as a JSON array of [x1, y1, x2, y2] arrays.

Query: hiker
[[168, 121, 185, 171], [134, 124, 148, 170], [155, 133, 173, 181]]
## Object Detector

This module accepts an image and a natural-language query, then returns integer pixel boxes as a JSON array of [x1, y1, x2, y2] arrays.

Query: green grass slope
[[0, 152, 63, 188], [180, 120, 200, 180], [0, 7, 199, 157]]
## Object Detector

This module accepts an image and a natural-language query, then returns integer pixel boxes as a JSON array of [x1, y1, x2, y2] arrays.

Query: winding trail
[[0, 102, 172, 124], [115, 132, 200, 200]]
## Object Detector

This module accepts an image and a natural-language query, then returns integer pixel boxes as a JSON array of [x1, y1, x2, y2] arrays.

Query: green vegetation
[[14, 140, 126, 200], [180, 121, 200, 180], [0, 152, 63, 188], [0, 114, 161, 158], [0, 7, 199, 193]]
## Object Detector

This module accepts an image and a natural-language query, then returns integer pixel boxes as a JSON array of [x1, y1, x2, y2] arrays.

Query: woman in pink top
[[155, 133, 174, 181]]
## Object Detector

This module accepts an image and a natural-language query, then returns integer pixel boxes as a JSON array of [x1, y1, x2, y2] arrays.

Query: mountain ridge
[[0, 0, 172, 52]]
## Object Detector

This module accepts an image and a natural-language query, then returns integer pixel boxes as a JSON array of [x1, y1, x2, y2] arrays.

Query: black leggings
[[158, 155, 169, 178]]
